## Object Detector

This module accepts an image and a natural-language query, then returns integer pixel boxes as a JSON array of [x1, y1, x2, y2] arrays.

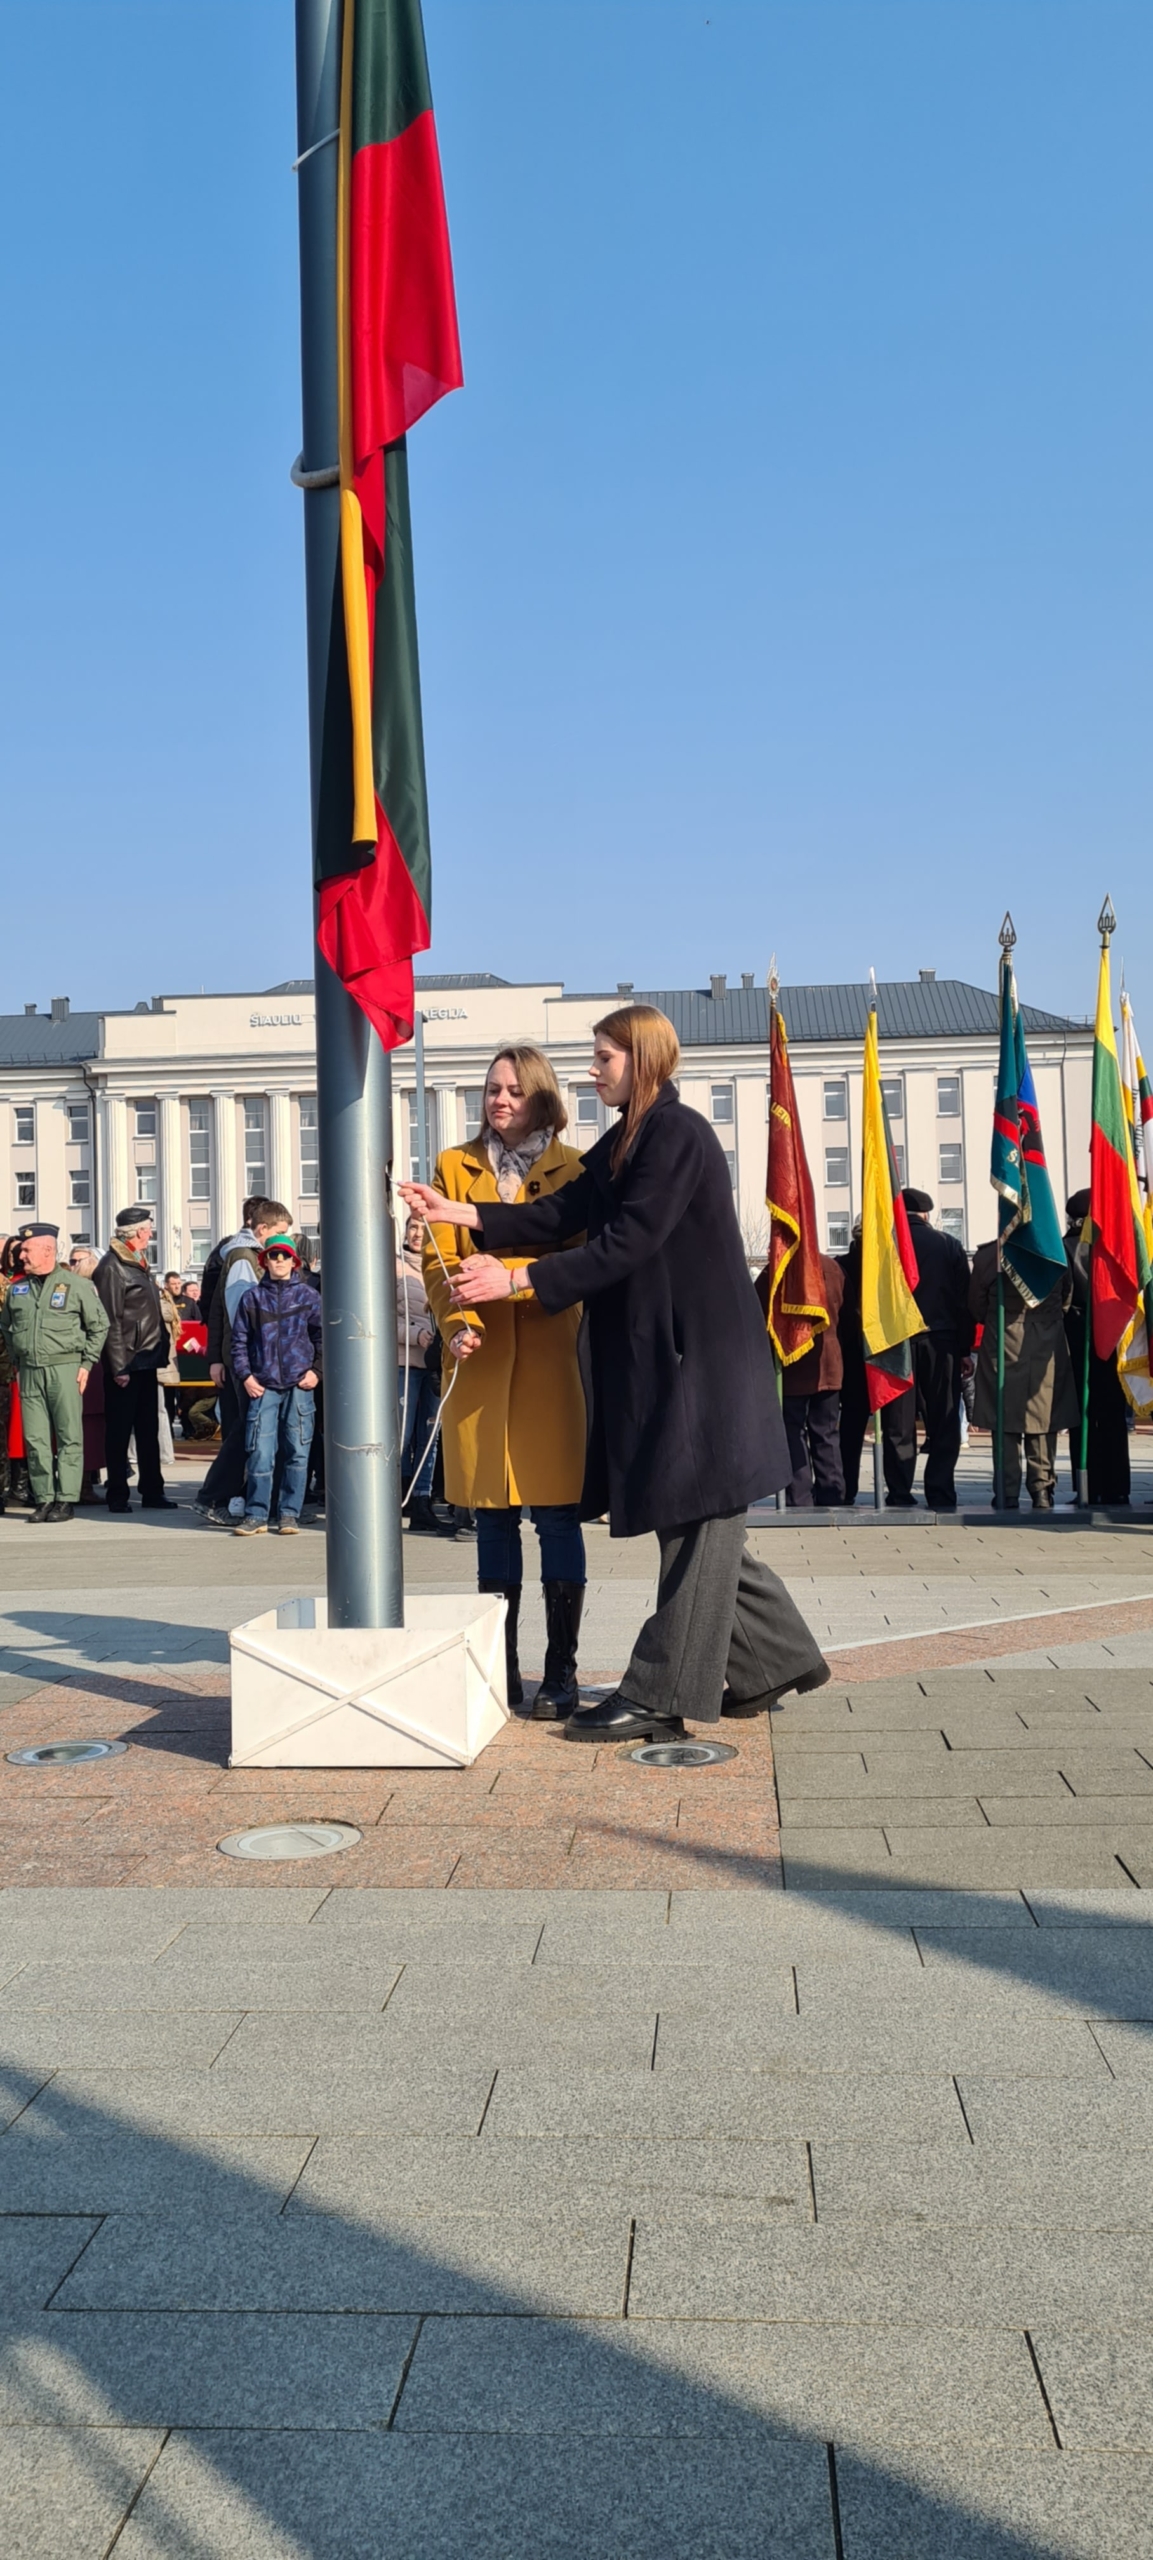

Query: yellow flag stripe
[[860, 1010, 925, 1359], [337, 0, 378, 853]]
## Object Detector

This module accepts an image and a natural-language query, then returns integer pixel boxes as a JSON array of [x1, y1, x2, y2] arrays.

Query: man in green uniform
[[0, 1224, 109, 1523]]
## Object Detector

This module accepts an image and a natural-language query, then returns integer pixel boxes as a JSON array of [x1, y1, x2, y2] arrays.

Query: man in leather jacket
[[93, 1206, 177, 1514]]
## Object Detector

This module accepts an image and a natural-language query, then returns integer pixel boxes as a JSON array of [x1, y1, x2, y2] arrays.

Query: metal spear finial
[[767, 953, 779, 1004], [1099, 895, 1117, 946], [998, 911, 1017, 952]]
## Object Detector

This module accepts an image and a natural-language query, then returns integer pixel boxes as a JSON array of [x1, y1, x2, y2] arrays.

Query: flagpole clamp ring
[[291, 453, 340, 491]]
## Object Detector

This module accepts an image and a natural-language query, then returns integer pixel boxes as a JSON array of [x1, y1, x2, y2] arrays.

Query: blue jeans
[[475, 1503, 586, 1587], [244, 1385, 315, 1525], [398, 1365, 438, 1499]]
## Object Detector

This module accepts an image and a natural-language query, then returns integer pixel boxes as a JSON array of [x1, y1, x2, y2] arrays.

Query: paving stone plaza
[[4, 1461, 1153, 2555]]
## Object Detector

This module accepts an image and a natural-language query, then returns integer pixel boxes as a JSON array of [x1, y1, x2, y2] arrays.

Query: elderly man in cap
[[0, 1223, 108, 1522], [93, 1207, 178, 1515], [885, 1190, 974, 1510]]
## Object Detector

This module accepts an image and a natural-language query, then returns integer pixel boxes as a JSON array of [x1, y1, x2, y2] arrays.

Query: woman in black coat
[[402, 1004, 827, 1740]]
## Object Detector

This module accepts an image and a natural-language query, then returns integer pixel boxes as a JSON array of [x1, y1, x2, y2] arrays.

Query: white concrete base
[[228, 1594, 508, 1769]]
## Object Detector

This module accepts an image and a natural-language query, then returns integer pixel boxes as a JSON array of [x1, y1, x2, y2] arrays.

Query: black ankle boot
[[534, 1580, 584, 1719], [480, 1584, 523, 1706]]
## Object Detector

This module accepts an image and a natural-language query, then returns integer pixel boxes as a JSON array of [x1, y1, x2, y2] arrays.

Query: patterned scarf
[[483, 1123, 553, 1204]]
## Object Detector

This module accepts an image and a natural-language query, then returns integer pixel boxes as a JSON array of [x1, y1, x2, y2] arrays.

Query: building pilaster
[[212, 1090, 239, 1237]]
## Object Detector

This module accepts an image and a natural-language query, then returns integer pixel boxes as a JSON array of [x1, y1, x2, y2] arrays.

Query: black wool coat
[[477, 1083, 790, 1537]]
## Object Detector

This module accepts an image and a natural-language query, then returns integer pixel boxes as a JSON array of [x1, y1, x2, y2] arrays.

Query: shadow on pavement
[[0, 2054, 1122, 2559]]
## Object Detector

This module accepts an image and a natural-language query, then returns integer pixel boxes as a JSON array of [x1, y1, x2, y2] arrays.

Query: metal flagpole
[[413, 1011, 429, 1184], [869, 968, 884, 1511], [1077, 897, 1116, 1507], [294, 0, 403, 1630], [767, 956, 787, 1512], [993, 918, 1014, 1514]]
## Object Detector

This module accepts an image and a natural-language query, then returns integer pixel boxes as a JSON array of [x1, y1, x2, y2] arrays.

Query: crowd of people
[[0, 1001, 1140, 1734]]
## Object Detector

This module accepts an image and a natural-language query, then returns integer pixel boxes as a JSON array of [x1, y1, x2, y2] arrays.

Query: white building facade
[[0, 971, 1092, 1270]]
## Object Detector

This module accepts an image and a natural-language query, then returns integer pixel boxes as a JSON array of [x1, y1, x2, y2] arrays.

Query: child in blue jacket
[[230, 1235, 323, 1534]]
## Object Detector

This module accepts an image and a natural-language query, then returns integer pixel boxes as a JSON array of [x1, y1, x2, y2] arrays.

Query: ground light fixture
[[7, 1739, 128, 1766], [625, 1741, 737, 1769], [217, 1822, 362, 1861]]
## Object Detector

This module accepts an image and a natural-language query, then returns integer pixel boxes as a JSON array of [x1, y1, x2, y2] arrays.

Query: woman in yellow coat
[[424, 1044, 586, 1717]]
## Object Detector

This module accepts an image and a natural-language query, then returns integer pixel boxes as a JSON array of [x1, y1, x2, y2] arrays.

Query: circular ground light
[[217, 1821, 362, 1862], [625, 1740, 738, 1770], [7, 1738, 128, 1767]]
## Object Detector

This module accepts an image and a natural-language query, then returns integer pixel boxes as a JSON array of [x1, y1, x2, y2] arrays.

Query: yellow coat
[[423, 1136, 586, 1510]]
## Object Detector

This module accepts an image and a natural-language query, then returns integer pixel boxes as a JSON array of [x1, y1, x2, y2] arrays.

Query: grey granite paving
[[112, 2430, 838, 2559], [7, 1533, 1153, 2554], [394, 2312, 1050, 2446], [0, 2428, 165, 2560]]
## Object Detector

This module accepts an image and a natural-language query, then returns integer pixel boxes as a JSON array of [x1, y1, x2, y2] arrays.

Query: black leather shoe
[[563, 1694, 686, 1743], [480, 1584, 524, 1707], [407, 1495, 457, 1537], [765, 1660, 832, 1709], [140, 1497, 179, 1511], [29, 1503, 53, 1523], [46, 1502, 73, 1523], [534, 1579, 585, 1718]]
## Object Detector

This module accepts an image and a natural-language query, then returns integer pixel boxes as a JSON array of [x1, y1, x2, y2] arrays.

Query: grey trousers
[[621, 1511, 826, 1724], [1003, 1430, 1058, 1506]]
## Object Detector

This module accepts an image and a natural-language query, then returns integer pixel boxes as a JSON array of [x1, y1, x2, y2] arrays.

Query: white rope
[[291, 127, 339, 172], [390, 1188, 466, 1510]]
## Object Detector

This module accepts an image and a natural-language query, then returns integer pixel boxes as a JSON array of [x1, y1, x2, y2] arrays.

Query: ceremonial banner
[[764, 1003, 829, 1365], [860, 1007, 924, 1409], [1089, 945, 1150, 1359], [315, 0, 463, 1048], [1117, 993, 1153, 1415], [991, 950, 1066, 1307]]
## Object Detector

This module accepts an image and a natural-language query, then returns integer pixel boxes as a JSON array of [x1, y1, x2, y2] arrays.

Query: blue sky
[[0, 0, 1149, 1024]]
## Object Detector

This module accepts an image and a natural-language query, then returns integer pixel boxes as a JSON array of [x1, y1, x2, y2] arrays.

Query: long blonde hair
[[593, 1004, 680, 1172], [481, 1043, 567, 1138]]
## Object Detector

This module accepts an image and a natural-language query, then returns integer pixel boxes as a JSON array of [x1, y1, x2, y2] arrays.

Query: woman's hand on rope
[[449, 1328, 482, 1360], [398, 1182, 478, 1230], [451, 1256, 513, 1306]]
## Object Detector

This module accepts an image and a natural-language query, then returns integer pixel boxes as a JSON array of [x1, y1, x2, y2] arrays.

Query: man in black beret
[[885, 1190, 974, 1510]]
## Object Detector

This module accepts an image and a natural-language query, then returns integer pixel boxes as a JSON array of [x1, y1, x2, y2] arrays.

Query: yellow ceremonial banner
[[860, 1008, 924, 1403]]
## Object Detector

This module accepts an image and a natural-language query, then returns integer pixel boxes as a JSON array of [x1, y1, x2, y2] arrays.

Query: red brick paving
[[4, 1588, 1149, 1888], [0, 1672, 784, 1890]]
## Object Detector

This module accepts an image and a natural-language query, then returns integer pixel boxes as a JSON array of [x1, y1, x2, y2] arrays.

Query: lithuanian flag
[[1116, 991, 1153, 1414], [315, 0, 463, 1049], [860, 1007, 924, 1410], [764, 1003, 829, 1366], [1089, 945, 1151, 1359]]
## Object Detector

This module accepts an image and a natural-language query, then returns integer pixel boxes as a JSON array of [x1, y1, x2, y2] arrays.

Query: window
[[939, 1143, 964, 1186], [827, 1214, 851, 1253], [135, 1165, 159, 1203], [243, 1098, 267, 1199], [937, 1076, 961, 1118], [188, 1238, 210, 1268], [710, 1083, 734, 1125], [14, 1108, 33, 1147], [576, 1091, 601, 1124], [188, 1101, 211, 1200], [823, 1080, 847, 1121], [722, 1150, 737, 1188], [70, 1233, 90, 1248], [880, 1076, 904, 1122], [134, 1103, 157, 1139], [940, 1208, 966, 1245], [67, 1105, 89, 1144], [16, 1173, 35, 1208], [893, 1144, 907, 1186], [70, 1173, 90, 1208], [824, 1148, 850, 1188], [299, 1097, 319, 1197], [460, 1088, 486, 1135]]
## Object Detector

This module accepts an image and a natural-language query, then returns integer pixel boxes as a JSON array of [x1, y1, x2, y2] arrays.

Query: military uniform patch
[[9, 1281, 29, 1296], [49, 1286, 68, 1309]]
